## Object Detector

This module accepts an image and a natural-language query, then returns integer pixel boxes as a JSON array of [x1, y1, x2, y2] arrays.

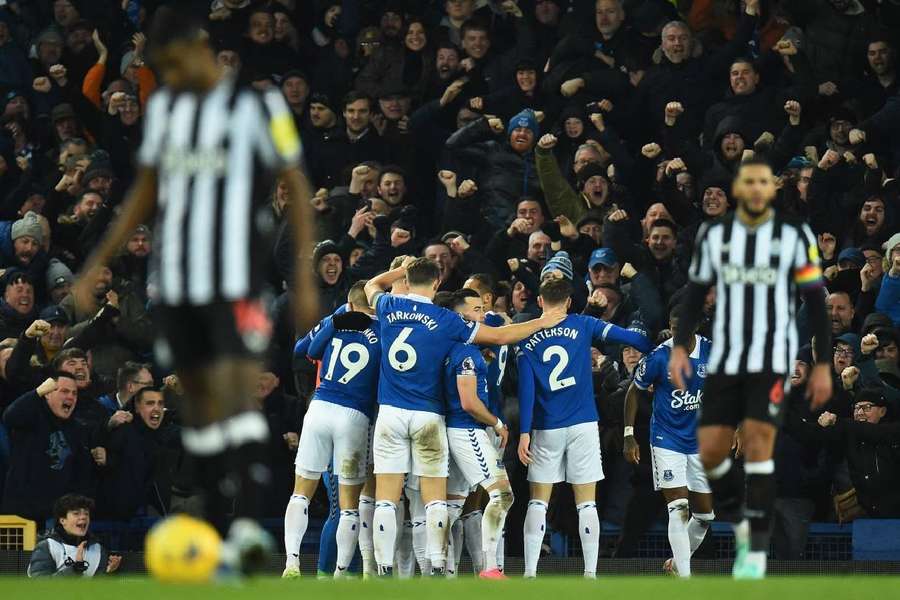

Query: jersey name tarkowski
[[375, 293, 479, 414]]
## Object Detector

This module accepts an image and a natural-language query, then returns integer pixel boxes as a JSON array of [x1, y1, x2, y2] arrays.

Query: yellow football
[[145, 515, 222, 583]]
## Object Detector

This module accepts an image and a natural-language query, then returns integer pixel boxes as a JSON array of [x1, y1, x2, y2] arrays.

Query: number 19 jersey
[[375, 293, 480, 414], [307, 316, 381, 420]]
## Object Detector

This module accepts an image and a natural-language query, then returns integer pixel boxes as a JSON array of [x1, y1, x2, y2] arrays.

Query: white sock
[[358, 495, 376, 575], [408, 488, 430, 574], [412, 517, 430, 574], [425, 500, 449, 570], [393, 499, 406, 556], [523, 500, 547, 577], [482, 490, 512, 571], [373, 501, 397, 573], [463, 510, 485, 573], [335, 509, 360, 576], [496, 527, 505, 571], [446, 501, 464, 577], [577, 501, 600, 578], [283, 494, 309, 569], [688, 512, 714, 553], [667, 499, 691, 578], [396, 520, 415, 579], [734, 518, 750, 549]]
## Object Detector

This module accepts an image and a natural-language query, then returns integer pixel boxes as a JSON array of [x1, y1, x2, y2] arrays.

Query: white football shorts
[[527, 422, 604, 485], [447, 427, 507, 496], [295, 399, 370, 485], [650, 446, 711, 493], [373, 405, 449, 478]]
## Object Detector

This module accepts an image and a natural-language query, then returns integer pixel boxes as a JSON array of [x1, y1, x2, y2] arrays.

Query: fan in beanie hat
[[11, 211, 44, 245], [541, 250, 574, 281]]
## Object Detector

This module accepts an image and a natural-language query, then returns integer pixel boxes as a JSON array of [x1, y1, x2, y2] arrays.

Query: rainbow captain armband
[[270, 113, 301, 161], [795, 264, 824, 290]]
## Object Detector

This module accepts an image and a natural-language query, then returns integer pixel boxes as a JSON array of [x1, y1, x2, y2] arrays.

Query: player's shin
[[482, 489, 513, 571], [396, 518, 416, 578], [425, 500, 450, 573], [284, 494, 310, 569], [446, 500, 464, 577], [705, 457, 743, 522], [334, 509, 360, 576], [523, 500, 547, 578], [744, 460, 775, 572], [373, 501, 398, 575], [462, 510, 484, 573], [576, 501, 600, 578], [358, 495, 376, 576], [688, 512, 714, 553], [184, 411, 272, 535], [667, 499, 692, 577], [705, 457, 749, 562]]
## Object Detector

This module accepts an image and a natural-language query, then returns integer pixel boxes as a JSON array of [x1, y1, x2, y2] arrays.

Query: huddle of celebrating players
[[282, 161, 833, 581], [283, 253, 657, 579]]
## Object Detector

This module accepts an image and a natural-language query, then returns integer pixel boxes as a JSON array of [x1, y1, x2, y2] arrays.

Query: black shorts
[[699, 372, 789, 428], [154, 299, 273, 371]]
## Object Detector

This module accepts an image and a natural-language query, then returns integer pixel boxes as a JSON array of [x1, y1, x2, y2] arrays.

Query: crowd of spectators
[[0, 0, 899, 559]]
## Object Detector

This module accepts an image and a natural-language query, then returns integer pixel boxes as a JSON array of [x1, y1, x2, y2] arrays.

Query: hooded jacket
[[1, 390, 94, 521], [98, 414, 181, 519], [445, 116, 541, 231]]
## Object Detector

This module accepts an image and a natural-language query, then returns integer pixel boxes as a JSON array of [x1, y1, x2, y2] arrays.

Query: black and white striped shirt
[[137, 76, 301, 306], [688, 211, 824, 376]]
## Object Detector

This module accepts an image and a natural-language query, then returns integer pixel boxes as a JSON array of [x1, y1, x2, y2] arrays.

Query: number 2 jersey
[[632, 335, 711, 454], [517, 314, 651, 431], [306, 315, 381, 420], [375, 293, 479, 414]]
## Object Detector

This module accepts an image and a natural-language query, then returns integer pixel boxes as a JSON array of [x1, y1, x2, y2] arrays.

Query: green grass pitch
[[2, 576, 897, 600]]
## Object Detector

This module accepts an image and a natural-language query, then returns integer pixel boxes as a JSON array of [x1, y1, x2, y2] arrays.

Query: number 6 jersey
[[516, 314, 651, 431], [374, 293, 480, 414]]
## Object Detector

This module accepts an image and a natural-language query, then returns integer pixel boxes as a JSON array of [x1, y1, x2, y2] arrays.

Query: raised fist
[[641, 143, 662, 159], [840, 366, 860, 390], [560, 78, 584, 97], [774, 39, 797, 56], [608, 208, 628, 223], [458, 179, 478, 198], [664, 102, 683, 125], [861, 333, 879, 355], [848, 129, 866, 145], [25, 320, 52, 339], [818, 149, 841, 170], [537, 133, 557, 149]]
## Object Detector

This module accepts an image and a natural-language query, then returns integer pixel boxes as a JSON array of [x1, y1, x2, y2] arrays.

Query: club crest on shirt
[[696, 363, 707, 378], [663, 469, 674, 482]]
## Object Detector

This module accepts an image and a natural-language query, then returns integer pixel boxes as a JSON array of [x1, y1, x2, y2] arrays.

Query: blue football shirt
[[443, 343, 490, 429], [632, 335, 711, 454], [517, 314, 651, 431], [307, 315, 381, 420], [375, 293, 479, 414], [483, 312, 509, 418]]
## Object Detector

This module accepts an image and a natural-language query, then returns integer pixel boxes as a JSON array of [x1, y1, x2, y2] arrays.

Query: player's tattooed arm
[[458, 375, 507, 446], [623, 382, 646, 465]]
